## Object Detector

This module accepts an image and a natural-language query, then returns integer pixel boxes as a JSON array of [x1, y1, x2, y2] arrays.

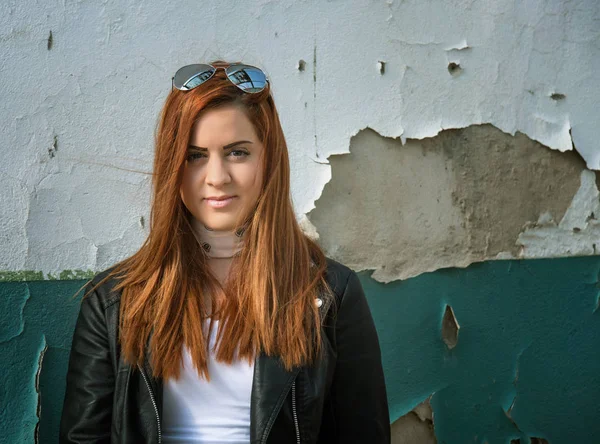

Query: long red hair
[[94, 62, 329, 380]]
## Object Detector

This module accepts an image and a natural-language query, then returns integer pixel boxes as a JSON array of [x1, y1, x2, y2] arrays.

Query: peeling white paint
[[1, 0, 598, 274], [516, 170, 600, 258]]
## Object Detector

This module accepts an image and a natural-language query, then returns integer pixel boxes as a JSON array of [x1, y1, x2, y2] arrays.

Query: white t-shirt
[[162, 319, 254, 443]]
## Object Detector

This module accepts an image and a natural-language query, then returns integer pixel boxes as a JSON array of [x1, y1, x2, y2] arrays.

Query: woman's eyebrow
[[188, 140, 254, 150]]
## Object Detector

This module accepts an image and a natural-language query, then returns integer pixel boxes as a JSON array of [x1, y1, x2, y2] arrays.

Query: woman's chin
[[200, 219, 238, 232]]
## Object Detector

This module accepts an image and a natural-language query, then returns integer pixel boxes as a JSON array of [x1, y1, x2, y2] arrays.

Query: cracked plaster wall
[[1, 0, 599, 276]]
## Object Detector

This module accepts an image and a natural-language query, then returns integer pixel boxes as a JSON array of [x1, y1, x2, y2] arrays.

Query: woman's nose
[[205, 156, 231, 187]]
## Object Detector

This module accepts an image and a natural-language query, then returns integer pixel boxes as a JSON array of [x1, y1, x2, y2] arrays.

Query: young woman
[[60, 61, 390, 444]]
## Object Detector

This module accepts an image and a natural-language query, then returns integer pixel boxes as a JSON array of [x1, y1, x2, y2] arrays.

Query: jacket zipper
[[291, 380, 301, 444], [139, 365, 162, 444]]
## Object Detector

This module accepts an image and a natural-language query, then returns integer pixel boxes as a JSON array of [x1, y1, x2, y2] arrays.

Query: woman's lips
[[204, 196, 236, 208]]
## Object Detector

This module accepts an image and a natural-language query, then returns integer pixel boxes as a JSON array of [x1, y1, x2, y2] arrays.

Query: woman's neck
[[191, 220, 244, 259], [207, 257, 233, 286], [191, 220, 244, 286]]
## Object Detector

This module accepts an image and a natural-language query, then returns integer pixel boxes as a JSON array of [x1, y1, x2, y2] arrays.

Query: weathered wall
[[1, 0, 600, 443], [2, 0, 599, 276]]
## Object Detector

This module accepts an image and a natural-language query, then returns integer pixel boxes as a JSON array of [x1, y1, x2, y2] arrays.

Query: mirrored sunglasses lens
[[173, 64, 215, 90], [225, 65, 268, 93]]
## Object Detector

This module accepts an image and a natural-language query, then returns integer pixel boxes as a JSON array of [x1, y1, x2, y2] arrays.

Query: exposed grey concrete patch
[[308, 124, 586, 281], [411, 395, 434, 423], [391, 397, 437, 444], [308, 126, 465, 281], [441, 305, 459, 349], [516, 170, 600, 258]]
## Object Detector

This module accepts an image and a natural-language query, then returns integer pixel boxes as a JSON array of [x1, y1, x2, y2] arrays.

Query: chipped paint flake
[[517, 170, 600, 258], [441, 305, 460, 349], [391, 395, 437, 444]]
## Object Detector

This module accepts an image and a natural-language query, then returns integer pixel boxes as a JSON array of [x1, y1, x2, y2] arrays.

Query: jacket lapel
[[250, 352, 300, 443], [142, 330, 164, 418], [143, 332, 297, 443], [249, 294, 333, 443]]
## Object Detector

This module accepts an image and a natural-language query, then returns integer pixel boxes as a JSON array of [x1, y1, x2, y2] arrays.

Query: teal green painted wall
[[1, 257, 599, 443], [363, 257, 600, 443], [0, 280, 83, 444]]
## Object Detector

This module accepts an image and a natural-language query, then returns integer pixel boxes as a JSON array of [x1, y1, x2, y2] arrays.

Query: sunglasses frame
[[171, 63, 269, 94]]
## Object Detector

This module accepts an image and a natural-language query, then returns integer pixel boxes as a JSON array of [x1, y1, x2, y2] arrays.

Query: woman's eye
[[229, 149, 249, 158], [186, 152, 206, 162]]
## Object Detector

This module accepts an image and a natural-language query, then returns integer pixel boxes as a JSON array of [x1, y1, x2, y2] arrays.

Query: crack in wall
[[34, 335, 48, 444], [504, 346, 527, 435]]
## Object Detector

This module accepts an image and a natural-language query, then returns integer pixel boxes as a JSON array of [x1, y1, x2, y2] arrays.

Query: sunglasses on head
[[171, 63, 269, 93]]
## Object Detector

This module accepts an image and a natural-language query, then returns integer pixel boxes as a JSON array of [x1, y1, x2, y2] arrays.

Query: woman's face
[[180, 104, 264, 231]]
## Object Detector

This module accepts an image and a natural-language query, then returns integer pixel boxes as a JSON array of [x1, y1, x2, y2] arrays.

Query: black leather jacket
[[59, 258, 390, 443]]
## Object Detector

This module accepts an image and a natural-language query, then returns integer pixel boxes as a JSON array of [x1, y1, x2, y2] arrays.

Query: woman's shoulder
[[322, 257, 373, 328], [323, 257, 358, 299], [81, 265, 124, 310]]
